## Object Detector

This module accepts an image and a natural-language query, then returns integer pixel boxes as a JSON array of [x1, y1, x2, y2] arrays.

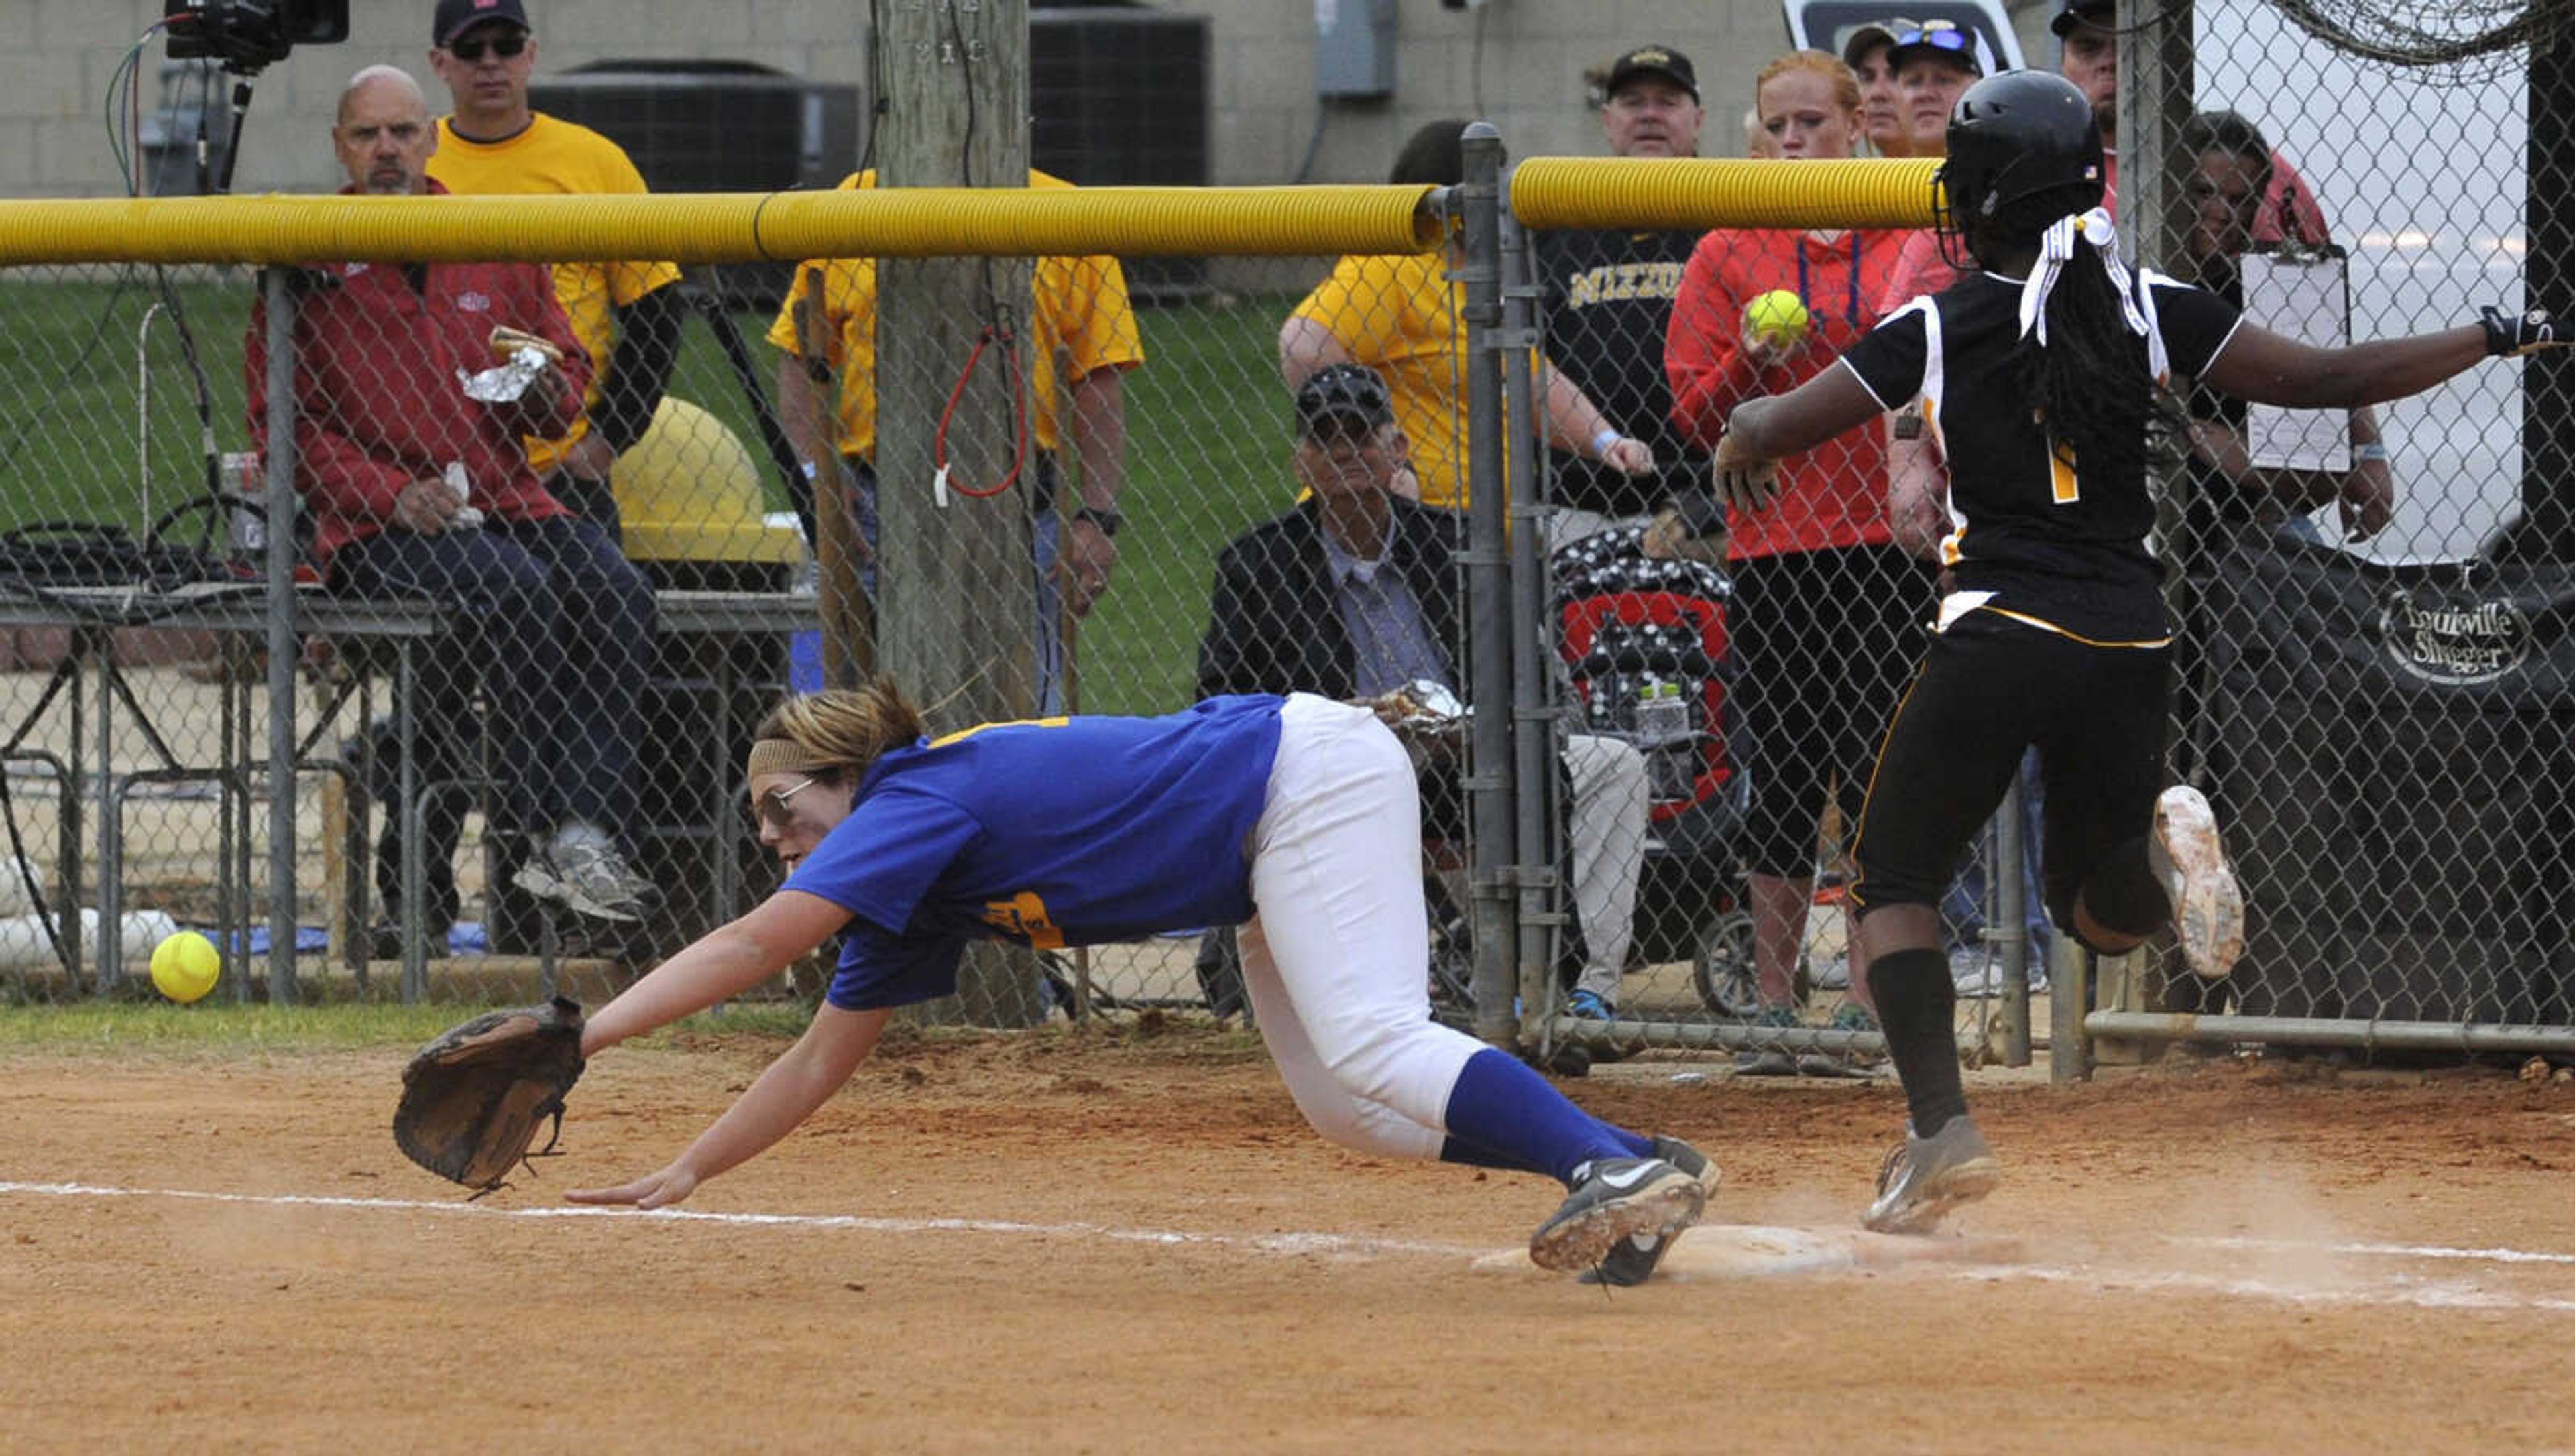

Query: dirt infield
[[3, 1027, 2571, 1455]]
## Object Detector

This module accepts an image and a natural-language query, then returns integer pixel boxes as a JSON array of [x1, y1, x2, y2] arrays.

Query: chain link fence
[[1521, 5, 2574, 1072], [0, 226, 1447, 1022], [0, 263, 258, 999], [1520, 202, 2038, 1077], [9, 21, 2574, 1073], [0, 259, 822, 1007], [2111, 0, 2575, 1058]]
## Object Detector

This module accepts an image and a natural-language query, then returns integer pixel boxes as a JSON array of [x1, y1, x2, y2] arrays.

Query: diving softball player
[[564, 683, 1713, 1284], [1694, 69, 2568, 1233]]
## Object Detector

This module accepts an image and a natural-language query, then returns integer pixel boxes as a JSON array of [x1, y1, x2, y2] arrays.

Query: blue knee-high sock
[[1440, 1124, 1654, 1174], [1438, 1136, 1545, 1174], [1440, 1048, 1646, 1185]]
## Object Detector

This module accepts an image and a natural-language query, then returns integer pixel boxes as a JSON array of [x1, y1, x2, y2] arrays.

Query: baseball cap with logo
[[1603, 45, 1699, 104], [1841, 18, 1921, 69], [434, 0, 532, 48], [2050, 0, 2116, 36], [1294, 364, 1396, 437]]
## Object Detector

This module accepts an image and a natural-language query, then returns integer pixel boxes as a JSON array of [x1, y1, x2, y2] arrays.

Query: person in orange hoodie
[[1666, 49, 1929, 1075]]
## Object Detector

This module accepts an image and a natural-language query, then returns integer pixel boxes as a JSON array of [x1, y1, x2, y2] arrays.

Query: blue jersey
[[783, 694, 1288, 1010]]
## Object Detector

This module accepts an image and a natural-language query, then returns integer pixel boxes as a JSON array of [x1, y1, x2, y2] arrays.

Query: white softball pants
[[1238, 693, 1488, 1162], [1563, 732, 1646, 1000]]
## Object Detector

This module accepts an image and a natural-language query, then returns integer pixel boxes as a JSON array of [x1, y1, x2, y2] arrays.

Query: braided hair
[[1944, 70, 2184, 482], [1988, 229, 2179, 486]]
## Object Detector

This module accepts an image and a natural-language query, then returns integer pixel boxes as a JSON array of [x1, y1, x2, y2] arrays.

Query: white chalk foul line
[[1946, 1259, 2575, 1316], [2173, 1234, 2575, 1268], [7, 1180, 2571, 1315], [0, 1179, 1481, 1262]]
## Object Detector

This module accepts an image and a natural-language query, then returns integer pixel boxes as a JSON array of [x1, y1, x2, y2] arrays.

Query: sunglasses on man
[[446, 31, 528, 62]]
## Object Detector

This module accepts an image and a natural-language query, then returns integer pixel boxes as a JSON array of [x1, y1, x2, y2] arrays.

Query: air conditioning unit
[[528, 60, 860, 308], [1031, 5, 1212, 302]]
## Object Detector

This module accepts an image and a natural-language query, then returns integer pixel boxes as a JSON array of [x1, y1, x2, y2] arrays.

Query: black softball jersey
[[1836, 270, 2242, 643]]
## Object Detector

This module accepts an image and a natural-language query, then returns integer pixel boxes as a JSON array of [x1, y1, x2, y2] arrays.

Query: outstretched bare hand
[[567, 1161, 701, 1211]]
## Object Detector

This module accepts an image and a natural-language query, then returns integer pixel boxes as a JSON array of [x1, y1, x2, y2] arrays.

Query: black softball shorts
[[1729, 544, 1934, 877], [1849, 611, 2171, 927]]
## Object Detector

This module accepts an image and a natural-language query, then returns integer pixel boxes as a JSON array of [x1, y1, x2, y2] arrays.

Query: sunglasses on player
[[446, 31, 529, 62], [754, 776, 821, 830]]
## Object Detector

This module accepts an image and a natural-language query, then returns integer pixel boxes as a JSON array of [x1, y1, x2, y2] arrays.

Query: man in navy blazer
[[1196, 365, 1649, 1021]]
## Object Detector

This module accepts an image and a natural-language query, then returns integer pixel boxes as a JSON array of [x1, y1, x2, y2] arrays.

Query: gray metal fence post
[[262, 265, 299, 1004], [1458, 123, 1520, 1045], [95, 625, 117, 988], [1497, 173, 1557, 1050], [1994, 777, 2032, 1066]]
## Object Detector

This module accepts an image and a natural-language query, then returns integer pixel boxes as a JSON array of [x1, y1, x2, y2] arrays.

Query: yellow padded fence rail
[[1511, 157, 1945, 231], [0, 184, 1442, 267]]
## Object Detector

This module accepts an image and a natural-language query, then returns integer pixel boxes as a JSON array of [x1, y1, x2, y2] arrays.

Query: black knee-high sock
[[1867, 946, 1967, 1134]]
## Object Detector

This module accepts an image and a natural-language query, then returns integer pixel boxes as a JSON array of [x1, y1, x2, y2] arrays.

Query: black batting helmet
[[1933, 70, 2106, 258]]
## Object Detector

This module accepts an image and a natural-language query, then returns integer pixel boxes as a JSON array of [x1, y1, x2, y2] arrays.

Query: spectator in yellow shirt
[[423, 0, 684, 536], [767, 168, 1143, 711], [1279, 119, 1652, 512]]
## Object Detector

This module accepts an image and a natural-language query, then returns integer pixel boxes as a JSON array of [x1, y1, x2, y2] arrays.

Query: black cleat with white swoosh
[[1529, 1154, 1707, 1276], [1577, 1136, 1721, 1286]]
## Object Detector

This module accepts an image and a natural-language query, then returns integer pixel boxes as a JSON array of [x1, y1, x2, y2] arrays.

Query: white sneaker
[[1947, 943, 2000, 997], [515, 822, 655, 924], [2149, 787, 2244, 979], [1807, 951, 1851, 990]]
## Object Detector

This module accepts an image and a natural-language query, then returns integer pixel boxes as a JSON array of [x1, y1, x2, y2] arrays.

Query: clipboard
[[2240, 244, 2352, 472]]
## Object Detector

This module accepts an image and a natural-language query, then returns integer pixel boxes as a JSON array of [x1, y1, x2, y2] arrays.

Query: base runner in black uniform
[[1690, 70, 2569, 1233]]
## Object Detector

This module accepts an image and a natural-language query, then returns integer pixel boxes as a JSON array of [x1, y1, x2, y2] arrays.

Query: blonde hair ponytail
[[746, 678, 926, 784]]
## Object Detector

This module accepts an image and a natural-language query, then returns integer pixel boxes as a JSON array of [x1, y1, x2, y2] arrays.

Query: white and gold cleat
[[2149, 786, 2244, 979]]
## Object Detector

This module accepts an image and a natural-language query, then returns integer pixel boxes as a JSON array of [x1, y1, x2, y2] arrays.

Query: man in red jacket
[[247, 65, 661, 932]]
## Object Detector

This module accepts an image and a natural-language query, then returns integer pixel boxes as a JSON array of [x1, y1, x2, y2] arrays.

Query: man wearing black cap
[[403, 0, 679, 953], [2053, 0, 2120, 165], [1197, 365, 1650, 1024], [423, 0, 683, 538], [1840, 19, 1920, 158], [1531, 45, 1711, 536]]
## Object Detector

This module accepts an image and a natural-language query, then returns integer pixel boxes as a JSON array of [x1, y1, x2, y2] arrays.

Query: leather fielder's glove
[[393, 997, 586, 1195]]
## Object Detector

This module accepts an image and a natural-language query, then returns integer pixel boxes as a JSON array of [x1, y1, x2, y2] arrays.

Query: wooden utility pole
[[875, 0, 1045, 1026]]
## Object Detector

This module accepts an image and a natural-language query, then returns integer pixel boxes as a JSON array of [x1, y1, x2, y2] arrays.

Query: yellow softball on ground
[[1743, 288, 1811, 349], [150, 931, 221, 1004]]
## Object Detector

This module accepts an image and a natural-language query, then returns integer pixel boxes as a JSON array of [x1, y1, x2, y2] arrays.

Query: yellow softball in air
[[1743, 288, 1811, 349], [150, 931, 221, 1004]]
